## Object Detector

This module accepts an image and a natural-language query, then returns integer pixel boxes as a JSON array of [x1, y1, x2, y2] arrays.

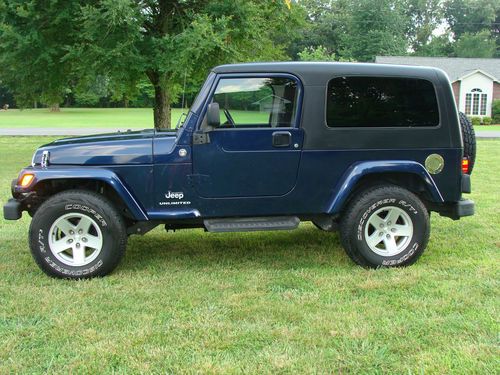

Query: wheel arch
[[20, 168, 148, 221], [325, 161, 444, 215]]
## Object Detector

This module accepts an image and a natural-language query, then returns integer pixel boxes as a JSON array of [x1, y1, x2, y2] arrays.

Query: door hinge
[[193, 131, 210, 145]]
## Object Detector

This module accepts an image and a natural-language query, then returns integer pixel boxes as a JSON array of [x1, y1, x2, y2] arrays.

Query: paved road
[[0, 127, 499, 138]]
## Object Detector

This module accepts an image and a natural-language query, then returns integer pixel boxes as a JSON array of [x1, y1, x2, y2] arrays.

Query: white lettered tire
[[340, 185, 430, 268], [29, 190, 127, 279]]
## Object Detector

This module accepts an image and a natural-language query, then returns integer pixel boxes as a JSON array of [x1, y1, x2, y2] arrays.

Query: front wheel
[[29, 190, 127, 279], [340, 185, 430, 268]]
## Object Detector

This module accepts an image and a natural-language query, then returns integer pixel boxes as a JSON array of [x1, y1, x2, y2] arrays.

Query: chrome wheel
[[48, 213, 103, 267], [364, 206, 413, 257]]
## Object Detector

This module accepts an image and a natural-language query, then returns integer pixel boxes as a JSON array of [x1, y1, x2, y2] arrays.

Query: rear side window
[[326, 77, 439, 128]]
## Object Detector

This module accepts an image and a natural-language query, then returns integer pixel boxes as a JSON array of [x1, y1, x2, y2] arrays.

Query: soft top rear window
[[326, 76, 440, 128]]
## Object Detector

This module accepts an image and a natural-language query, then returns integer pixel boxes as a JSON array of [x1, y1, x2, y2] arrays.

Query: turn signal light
[[461, 158, 470, 174], [19, 174, 34, 187]]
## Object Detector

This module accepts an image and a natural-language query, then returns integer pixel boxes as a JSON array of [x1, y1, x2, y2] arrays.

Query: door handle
[[272, 131, 292, 147]]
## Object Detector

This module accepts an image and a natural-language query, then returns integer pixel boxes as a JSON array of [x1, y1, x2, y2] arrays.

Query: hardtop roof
[[212, 62, 446, 85]]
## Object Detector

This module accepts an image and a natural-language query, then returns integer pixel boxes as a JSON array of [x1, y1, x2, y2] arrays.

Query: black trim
[[3, 199, 22, 220], [431, 199, 475, 220], [461, 174, 471, 193]]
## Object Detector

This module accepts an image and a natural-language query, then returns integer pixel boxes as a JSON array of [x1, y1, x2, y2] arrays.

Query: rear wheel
[[340, 185, 430, 268], [29, 190, 127, 279]]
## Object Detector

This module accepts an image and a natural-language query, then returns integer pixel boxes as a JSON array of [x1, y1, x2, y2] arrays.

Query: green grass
[[0, 108, 160, 128], [0, 137, 499, 373], [474, 124, 500, 131], [0, 108, 269, 129]]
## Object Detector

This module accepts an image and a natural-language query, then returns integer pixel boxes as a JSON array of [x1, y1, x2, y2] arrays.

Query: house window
[[480, 94, 487, 116], [465, 93, 472, 114], [466, 88, 487, 116]]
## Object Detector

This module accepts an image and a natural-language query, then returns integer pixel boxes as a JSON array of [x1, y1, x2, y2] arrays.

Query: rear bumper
[[3, 198, 22, 220], [435, 199, 475, 220]]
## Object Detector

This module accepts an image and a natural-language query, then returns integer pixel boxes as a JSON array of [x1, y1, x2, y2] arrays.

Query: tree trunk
[[153, 84, 171, 129], [50, 103, 60, 112]]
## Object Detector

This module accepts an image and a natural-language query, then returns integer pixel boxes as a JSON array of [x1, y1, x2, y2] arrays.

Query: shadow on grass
[[122, 225, 349, 273]]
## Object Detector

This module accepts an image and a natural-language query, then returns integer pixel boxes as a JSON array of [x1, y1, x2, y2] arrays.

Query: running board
[[204, 216, 300, 233]]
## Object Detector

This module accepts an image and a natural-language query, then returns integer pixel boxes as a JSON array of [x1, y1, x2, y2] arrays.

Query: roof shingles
[[375, 56, 499, 82]]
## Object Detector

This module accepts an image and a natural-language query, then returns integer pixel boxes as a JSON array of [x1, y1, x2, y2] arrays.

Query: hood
[[31, 129, 168, 166]]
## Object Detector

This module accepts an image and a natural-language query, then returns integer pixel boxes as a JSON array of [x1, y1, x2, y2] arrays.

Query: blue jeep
[[3, 62, 475, 278]]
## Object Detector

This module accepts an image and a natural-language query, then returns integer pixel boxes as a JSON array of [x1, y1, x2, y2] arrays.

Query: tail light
[[462, 158, 470, 174]]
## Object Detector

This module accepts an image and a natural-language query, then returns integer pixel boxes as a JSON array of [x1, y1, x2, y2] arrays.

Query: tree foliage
[[0, 1, 81, 109], [454, 30, 497, 57]]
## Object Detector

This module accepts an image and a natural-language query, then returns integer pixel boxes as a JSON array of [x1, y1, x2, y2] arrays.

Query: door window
[[212, 77, 299, 128]]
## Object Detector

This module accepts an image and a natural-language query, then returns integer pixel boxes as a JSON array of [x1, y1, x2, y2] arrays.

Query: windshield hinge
[[193, 131, 210, 145]]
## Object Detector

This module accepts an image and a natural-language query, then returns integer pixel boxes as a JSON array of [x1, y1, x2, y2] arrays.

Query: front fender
[[15, 166, 148, 221], [325, 160, 444, 214]]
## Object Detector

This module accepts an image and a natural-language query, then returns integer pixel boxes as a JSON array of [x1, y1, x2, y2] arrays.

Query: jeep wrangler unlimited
[[3, 62, 475, 278]]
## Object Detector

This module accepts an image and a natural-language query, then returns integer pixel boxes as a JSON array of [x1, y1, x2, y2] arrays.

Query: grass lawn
[[0, 108, 269, 129], [0, 137, 498, 373], [474, 124, 500, 131], [1, 108, 498, 131]]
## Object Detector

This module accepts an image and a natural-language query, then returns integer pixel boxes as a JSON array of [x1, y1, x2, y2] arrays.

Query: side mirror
[[206, 102, 220, 129]]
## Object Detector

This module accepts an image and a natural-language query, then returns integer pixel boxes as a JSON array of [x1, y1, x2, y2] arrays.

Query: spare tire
[[459, 112, 476, 174]]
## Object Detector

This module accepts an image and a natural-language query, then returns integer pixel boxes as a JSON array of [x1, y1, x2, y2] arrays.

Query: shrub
[[482, 116, 492, 125], [470, 117, 481, 126], [493, 100, 500, 124]]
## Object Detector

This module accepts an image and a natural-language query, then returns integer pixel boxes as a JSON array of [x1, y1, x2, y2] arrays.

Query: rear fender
[[325, 160, 444, 214], [15, 167, 148, 221]]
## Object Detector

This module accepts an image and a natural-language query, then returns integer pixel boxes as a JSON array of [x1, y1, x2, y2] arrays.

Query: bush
[[493, 100, 500, 124], [482, 116, 492, 125], [470, 117, 481, 126]]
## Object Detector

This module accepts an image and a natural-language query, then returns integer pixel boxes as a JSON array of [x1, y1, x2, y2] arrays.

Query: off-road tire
[[459, 111, 476, 174], [340, 185, 430, 268], [29, 190, 127, 279]]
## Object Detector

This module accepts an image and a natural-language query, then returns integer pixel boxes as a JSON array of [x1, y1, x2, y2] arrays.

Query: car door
[[192, 74, 304, 198]]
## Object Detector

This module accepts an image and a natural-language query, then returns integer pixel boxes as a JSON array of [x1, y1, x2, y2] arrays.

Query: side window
[[326, 77, 440, 127], [212, 77, 298, 128]]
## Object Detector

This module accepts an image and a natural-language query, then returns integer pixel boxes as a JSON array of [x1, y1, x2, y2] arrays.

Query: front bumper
[[436, 199, 475, 220], [3, 198, 22, 220]]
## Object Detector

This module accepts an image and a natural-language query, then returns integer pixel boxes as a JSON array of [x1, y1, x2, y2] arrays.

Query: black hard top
[[212, 62, 449, 85]]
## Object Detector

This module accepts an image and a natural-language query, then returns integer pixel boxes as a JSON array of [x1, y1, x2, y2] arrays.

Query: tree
[[298, 45, 353, 61], [72, 0, 300, 128], [413, 34, 454, 56], [0, 0, 300, 127], [445, 0, 499, 39], [403, 0, 444, 52], [287, 0, 349, 59], [340, 0, 408, 61], [454, 31, 496, 57], [0, 1, 81, 110]]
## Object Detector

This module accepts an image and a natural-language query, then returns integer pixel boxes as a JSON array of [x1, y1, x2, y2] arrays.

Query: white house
[[376, 56, 500, 118]]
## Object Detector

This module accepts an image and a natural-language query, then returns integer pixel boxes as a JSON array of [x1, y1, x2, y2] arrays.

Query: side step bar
[[204, 216, 300, 233]]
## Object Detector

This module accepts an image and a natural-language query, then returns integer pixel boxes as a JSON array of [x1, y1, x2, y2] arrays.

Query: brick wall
[[451, 81, 460, 107]]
